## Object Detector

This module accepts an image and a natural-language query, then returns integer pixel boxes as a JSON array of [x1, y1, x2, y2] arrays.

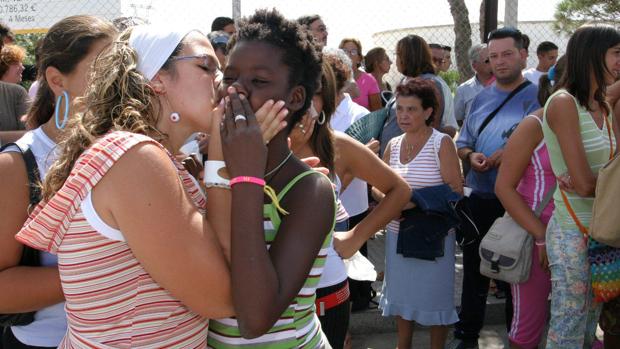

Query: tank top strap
[[264, 170, 336, 233], [524, 113, 543, 127]]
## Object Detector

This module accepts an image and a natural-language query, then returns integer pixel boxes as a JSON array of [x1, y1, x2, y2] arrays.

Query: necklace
[[265, 151, 293, 179], [402, 138, 416, 162]]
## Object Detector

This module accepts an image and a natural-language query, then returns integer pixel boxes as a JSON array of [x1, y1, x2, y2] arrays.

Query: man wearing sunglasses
[[454, 44, 494, 127]]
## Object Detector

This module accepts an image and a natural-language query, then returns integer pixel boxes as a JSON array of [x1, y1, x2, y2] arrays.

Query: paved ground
[[348, 232, 605, 348], [351, 324, 509, 349]]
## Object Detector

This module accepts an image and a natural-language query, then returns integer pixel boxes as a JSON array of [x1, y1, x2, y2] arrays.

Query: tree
[[448, 0, 474, 83], [554, 0, 620, 34]]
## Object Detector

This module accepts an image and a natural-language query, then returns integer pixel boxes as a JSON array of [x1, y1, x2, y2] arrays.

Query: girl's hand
[[255, 100, 288, 144], [289, 114, 316, 152], [221, 87, 267, 178]]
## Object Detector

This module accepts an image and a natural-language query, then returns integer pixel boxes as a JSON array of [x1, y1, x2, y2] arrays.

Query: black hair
[[297, 15, 322, 27], [536, 41, 558, 55], [428, 43, 443, 50], [231, 8, 322, 131], [211, 16, 234, 32], [538, 55, 566, 106], [443, 45, 452, 52], [488, 27, 524, 49], [522, 34, 530, 51], [0, 22, 14, 43], [556, 25, 620, 114]]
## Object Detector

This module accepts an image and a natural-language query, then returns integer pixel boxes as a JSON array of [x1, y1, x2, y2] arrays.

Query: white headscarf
[[128, 25, 198, 80]]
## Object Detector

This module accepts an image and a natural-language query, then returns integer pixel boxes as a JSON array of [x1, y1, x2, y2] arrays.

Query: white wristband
[[204, 160, 230, 189]]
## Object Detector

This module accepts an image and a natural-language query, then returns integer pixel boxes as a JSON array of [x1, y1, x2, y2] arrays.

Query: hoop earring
[[317, 111, 326, 125], [54, 91, 70, 129], [170, 112, 180, 123]]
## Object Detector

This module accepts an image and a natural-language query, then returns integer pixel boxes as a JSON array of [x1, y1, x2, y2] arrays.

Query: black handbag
[[0, 143, 42, 327]]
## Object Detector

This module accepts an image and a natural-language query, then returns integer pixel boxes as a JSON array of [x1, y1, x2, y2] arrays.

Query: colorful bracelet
[[534, 240, 546, 246], [229, 176, 266, 187]]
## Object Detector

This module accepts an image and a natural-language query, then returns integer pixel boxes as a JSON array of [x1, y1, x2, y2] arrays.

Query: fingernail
[[227, 86, 236, 93], [219, 99, 225, 107], [281, 121, 287, 127], [276, 100, 285, 108], [282, 109, 289, 115], [239, 94, 246, 100]]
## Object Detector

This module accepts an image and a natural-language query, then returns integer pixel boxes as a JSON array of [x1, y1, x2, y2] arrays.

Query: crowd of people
[[0, 8, 619, 349]]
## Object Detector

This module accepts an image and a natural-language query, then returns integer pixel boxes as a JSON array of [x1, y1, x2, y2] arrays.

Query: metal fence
[[2, 0, 574, 88]]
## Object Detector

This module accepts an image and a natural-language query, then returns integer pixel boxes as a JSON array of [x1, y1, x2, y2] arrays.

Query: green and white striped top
[[542, 89, 616, 230], [207, 170, 335, 349]]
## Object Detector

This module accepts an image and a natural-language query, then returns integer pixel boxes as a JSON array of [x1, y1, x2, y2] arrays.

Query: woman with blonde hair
[[0, 15, 117, 348], [14, 22, 287, 347]]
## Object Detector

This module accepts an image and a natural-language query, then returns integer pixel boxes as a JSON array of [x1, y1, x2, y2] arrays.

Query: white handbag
[[479, 188, 554, 284]]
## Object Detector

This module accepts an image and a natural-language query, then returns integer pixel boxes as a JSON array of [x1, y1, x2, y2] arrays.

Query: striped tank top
[[208, 171, 334, 349], [387, 129, 447, 232], [542, 90, 616, 229], [515, 115, 556, 225], [16, 131, 209, 348]]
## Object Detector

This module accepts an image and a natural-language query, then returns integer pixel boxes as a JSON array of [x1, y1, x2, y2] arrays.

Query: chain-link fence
[[0, 0, 597, 89]]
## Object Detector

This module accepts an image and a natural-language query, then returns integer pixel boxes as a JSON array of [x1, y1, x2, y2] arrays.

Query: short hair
[[443, 45, 452, 52], [208, 30, 230, 54], [211, 16, 234, 32], [0, 44, 26, 78], [338, 38, 362, 67], [297, 15, 322, 27], [323, 50, 351, 93], [231, 9, 322, 130], [396, 34, 435, 77], [536, 41, 559, 55], [468, 43, 487, 63], [395, 77, 439, 126], [428, 43, 443, 50], [364, 47, 387, 73], [522, 34, 530, 51], [488, 27, 524, 49]]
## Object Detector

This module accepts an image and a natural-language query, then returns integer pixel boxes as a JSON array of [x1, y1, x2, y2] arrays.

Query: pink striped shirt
[[16, 131, 209, 348], [515, 115, 556, 224]]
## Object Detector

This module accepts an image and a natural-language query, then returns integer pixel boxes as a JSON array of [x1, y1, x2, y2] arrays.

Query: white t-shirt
[[330, 98, 370, 218], [523, 68, 545, 86], [3, 127, 67, 347]]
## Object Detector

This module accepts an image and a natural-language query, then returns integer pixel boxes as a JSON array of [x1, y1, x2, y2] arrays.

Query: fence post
[[504, 0, 519, 28], [232, 0, 241, 20]]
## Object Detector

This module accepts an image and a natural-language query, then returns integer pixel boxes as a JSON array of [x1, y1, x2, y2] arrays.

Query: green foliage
[[554, 0, 620, 34], [14, 33, 44, 66], [439, 70, 461, 94]]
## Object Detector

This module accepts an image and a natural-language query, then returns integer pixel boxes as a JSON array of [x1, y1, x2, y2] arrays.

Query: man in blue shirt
[[449, 27, 540, 349]]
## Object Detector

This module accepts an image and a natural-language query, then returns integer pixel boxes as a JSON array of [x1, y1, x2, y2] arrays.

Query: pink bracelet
[[535, 241, 546, 246], [229, 176, 266, 187]]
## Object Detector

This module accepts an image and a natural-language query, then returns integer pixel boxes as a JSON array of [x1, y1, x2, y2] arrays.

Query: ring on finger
[[234, 114, 247, 122], [298, 123, 304, 129]]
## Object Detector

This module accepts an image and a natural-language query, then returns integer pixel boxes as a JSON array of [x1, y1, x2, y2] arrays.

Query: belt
[[315, 281, 350, 316]]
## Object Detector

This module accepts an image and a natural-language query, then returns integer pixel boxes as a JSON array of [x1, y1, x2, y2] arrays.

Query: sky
[[4, 0, 563, 51], [133, 0, 563, 50]]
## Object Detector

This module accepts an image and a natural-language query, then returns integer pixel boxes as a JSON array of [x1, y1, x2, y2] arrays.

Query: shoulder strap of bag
[[533, 186, 555, 217], [477, 80, 532, 136], [0, 143, 42, 206], [1, 142, 42, 266]]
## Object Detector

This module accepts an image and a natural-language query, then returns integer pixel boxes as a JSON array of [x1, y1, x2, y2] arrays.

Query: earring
[[317, 111, 326, 125], [54, 91, 70, 129], [170, 112, 180, 123]]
